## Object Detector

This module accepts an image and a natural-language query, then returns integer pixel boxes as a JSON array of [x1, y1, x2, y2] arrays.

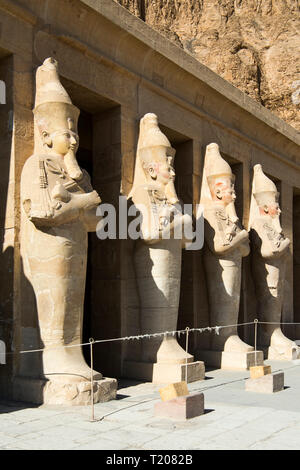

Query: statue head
[[137, 113, 178, 203], [253, 164, 280, 218], [33, 58, 82, 180], [205, 143, 235, 206]]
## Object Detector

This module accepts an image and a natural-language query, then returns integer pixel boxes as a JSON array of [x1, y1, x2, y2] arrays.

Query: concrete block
[[159, 381, 189, 401], [245, 372, 284, 394], [250, 365, 271, 379], [154, 392, 204, 420]]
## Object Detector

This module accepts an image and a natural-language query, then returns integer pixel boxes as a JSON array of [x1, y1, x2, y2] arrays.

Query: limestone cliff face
[[116, 0, 300, 131]]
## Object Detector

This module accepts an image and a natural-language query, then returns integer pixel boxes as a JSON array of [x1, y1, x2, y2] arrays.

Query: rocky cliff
[[116, 0, 300, 131]]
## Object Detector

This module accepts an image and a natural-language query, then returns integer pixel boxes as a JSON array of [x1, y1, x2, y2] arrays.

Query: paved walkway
[[1, 360, 300, 450]]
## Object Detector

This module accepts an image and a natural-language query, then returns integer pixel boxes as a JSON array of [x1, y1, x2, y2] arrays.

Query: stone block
[[13, 376, 117, 406], [153, 361, 205, 384], [159, 381, 189, 401], [245, 372, 284, 394], [154, 392, 204, 420], [250, 365, 271, 379], [198, 349, 264, 370], [123, 360, 205, 384], [268, 345, 299, 361]]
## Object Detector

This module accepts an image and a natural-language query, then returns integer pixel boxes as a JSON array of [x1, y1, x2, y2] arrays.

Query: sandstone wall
[[115, 0, 300, 131]]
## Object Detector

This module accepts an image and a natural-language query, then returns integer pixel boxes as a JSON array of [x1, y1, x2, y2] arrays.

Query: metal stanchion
[[89, 338, 95, 422], [185, 327, 190, 383], [254, 319, 258, 366]]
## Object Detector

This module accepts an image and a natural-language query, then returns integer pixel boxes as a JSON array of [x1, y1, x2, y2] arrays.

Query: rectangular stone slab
[[250, 365, 271, 379], [245, 372, 284, 393], [153, 361, 205, 384], [154, 392, 204, 420], [198, 350, 264, 370], [123, 360, 205, 383], [13, 376, 117, 405]]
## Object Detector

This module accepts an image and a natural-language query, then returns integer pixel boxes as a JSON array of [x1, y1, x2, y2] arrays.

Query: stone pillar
[[280, 181, 294, 338], [91, 105, 138, 378], [0, 54, 34, 399], [192, 141, 210, 353], [293, 194, 300, 339]]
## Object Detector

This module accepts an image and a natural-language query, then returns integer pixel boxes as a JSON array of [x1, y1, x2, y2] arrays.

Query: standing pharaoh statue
[[249, 164, 300, 360], [199, 143, 263, 369], [124, 113, 204, 383], [19, 58, 116, 405]]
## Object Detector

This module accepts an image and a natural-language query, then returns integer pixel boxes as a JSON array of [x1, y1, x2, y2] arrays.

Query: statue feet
[[156, 335, 194, 365], [222, 335, 254, 353], [269, 328, 300, 360], [43, 347, 102, 382]]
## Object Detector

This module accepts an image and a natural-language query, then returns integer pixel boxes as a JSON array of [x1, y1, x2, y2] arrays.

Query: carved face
[[145, 147, 175, 186], [212, 177, 236, 205], [43, 128, 79, 156], [260, 202, 281, 218]]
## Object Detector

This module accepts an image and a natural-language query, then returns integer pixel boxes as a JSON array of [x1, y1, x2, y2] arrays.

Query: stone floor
[[1, 359, 300, 450]]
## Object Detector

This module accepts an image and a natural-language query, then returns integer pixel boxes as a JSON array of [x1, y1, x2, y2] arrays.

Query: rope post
[[89, 338, 95, 422], [254, 319, 258, 366], [185, 327, 190, 383]]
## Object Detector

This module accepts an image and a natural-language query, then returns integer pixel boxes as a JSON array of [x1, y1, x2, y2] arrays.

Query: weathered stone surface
[[245, 371, 284, 393], [154, 392, 205, 420], [116, 0, 300, 131], [13, 376, 117, 406]]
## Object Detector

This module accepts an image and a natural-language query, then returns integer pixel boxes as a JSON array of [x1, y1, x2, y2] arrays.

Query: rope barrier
[[2, 320, 300, 358], [3, 321, 256, 356]]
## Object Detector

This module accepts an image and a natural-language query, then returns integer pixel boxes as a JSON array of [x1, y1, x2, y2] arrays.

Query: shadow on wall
[[0, 54, 14, 401]]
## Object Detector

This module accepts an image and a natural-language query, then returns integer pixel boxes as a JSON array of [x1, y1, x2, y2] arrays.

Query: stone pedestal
[[245, 372, 284, 393], [13, 376, 117, 406], [123, 360, 205, 384], [154, 392, 205, 420], [198, 350, 264, 370], [268, 345, 299, 361]]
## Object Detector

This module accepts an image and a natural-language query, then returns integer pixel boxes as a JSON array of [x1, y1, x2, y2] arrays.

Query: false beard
[[165, 179, 179, 205], [273, 215, 283, 235], [64, 149, 83, 181], [226, 201, 239, 224]]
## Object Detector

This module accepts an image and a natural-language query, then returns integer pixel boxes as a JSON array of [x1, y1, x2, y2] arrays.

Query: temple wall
[[0, 0, 299, 394]]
